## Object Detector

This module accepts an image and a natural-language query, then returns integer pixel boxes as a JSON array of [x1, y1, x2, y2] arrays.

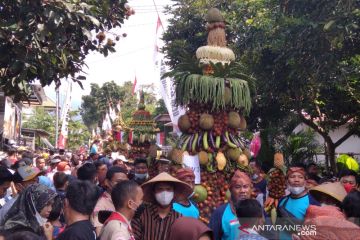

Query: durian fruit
[[198, 151, 209, 165], [216, 152, 227, 170], [237, 154, 249, 166], [228, 112, 241, 129], [239, 116, 247, 131], [226, 148, 241, 162], [168, 148, 184, 165], [178, 114, 191, 132], [274, 152, 284, 168], [199, 113, 214, 130]]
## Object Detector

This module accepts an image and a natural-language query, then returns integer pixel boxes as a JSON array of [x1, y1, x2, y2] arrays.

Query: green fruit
[[226, 148, 241, 162], [228, 112, 241, 129], [199, 113, 214, 130], [178, 114, 191, 132], [225, 189, 231, 200], [193, 185, 208, 203]]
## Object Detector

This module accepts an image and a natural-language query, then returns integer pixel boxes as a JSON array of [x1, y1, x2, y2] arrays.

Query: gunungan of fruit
[[193, 185, 208, 203], [198, 151, 209, 165], [228, 111, 241, 129], [199, 113, 214, 130], [178, 114, 191, 132]]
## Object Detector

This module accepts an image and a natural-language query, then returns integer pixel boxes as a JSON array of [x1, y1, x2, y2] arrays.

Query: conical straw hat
[[141, 172, 193, 203], [309, 182, 347, 203]]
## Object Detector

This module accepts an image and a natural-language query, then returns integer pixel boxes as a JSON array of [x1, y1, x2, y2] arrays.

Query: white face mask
[[288, 186, 305, 195], [155, 191, 174, 206], [252, 174, 259, 180]]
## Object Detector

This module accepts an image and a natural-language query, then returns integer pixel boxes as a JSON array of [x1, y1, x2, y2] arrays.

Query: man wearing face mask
[[250, 161, 267, 205], [172, 168, 199, 219], [100, 180, 143, 240], [133, 158, 149, 185], [209, 170, 253, 240], [338, 169, 359, 193], [277, 167, 320, 240], [92, 166, 129, 236], [132, 172, 193, 240]]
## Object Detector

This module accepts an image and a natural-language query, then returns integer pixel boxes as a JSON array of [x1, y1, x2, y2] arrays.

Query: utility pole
[[55, 86, 59, 149]]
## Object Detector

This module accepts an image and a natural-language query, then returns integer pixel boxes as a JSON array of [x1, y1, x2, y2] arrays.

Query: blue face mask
[[135, 173, 148, 180]]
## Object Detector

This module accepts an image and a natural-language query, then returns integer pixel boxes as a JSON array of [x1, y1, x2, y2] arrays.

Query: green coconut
[[239, 116, 247, 130], [228, 111, 241, 129], [226, 148, 241, 162], [198, 151, 209, 165], [224, 87, 232, 105], [199, 113, 214, 130], [178, 114, 191, 132], [205, 8, 224, 23], [193, 185, 208, 203]]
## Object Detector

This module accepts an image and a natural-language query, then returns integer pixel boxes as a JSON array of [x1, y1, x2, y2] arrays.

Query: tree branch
[[334, 128, 357, 148]]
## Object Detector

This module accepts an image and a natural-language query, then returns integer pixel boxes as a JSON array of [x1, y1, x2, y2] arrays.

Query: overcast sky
[[45, 0, 172, 110]]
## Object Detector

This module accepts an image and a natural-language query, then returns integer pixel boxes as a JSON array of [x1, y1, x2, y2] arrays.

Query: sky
[[44, 0, 173, 110]]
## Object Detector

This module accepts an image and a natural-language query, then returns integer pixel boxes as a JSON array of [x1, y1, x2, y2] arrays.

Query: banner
[[153, 16, 185, 134], [58, 82, 72, 149], [183, 154, 201, 184]]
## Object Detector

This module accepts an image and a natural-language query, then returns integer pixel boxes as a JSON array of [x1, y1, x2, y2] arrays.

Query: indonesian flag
[[153, 15, 163, 64], [131, 76, 137, 96]]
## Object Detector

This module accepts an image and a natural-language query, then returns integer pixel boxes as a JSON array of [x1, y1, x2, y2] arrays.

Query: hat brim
[[141, 173, 193, 203], [309, 182, 347, 203]]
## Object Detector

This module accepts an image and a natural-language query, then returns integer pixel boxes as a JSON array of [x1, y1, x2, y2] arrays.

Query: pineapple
[[274, 152, 284, 168]]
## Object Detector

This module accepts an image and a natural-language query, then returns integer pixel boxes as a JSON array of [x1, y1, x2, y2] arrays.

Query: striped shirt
[[132, 203, 181, 240]]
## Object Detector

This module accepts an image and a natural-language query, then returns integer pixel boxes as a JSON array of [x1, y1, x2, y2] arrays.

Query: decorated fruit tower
[[103, 106, 131, 155], [167, 8, 254, 223], [128, 91, 159, 159]]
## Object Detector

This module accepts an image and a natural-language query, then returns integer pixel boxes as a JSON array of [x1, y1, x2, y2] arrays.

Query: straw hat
[[141, 172, 193, 203], [309, 182, 347, 203]]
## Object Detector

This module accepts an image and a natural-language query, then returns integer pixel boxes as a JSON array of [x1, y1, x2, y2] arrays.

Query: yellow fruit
[[274, 152, 284, 168], [237, 154, 249, 166], [216, 152, 227, 170], [198, 151, 209, 165]]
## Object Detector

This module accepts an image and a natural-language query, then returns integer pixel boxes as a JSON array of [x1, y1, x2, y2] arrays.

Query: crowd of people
[[0, 145, 359, 240]]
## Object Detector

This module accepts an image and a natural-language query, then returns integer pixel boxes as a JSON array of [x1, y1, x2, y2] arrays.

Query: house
[[0, 84, 46, 150], [293, 123, 360, 162]]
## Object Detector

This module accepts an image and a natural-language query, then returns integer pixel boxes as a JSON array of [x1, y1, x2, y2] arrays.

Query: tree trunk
[[324, 139, 337, 174]]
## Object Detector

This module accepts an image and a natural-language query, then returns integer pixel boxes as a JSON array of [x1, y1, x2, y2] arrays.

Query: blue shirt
[[278, 194, 317, 240], [173, 201, 199, 219], [221, 203, 240, 240], [90, 144, 98, 154]]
